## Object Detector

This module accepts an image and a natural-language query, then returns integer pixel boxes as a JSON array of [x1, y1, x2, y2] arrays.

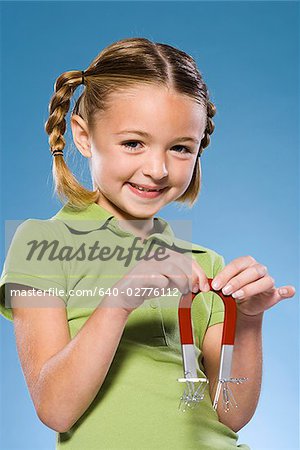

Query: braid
[[198, 100, 216, 157], [45, 70, 82, 152], [44, 70, 98, 210]]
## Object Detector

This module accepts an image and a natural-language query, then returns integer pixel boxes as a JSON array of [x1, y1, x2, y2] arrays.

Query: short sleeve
[[0, 219, 68, 322], [207, 254, 225, 328]]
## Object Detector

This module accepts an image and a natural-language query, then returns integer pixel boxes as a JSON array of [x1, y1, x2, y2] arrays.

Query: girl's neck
[[95, 195, 156, 239], [116, 218, 156, 240]]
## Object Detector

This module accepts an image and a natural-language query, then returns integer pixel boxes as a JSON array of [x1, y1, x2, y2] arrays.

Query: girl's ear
[[70, 114, 92, 158]]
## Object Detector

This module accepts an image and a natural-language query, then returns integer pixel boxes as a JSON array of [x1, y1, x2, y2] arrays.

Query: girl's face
[[71, 84, 207, 223]]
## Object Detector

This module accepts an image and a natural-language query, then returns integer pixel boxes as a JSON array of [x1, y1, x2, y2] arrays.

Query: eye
[[171, 145, 192, 154], [121, 141, 142, 150], [121, 141, 193, 154]]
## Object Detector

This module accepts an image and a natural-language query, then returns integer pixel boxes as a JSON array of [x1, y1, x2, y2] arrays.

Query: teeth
[[130, 183, 161, 192]]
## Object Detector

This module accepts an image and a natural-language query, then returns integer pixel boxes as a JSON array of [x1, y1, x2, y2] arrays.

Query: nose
[[142, 150, 169, 180]]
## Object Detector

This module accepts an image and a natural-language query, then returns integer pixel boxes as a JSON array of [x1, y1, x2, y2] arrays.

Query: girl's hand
[[211, 255, 296, 317], [102, 248, 210, 313]]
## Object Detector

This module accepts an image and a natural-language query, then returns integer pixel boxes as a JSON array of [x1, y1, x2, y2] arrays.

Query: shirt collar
[[52, 201, 114, 222], [51, 202, 206, 254]]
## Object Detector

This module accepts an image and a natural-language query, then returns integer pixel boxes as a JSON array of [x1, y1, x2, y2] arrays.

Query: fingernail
[[222, 284, 233, 295], [192, 284, 199, 293], [203, 283, 210, 292], [279, 288, 288, 295], [200, 283, 210, 292], [212, 281, 219, 290], [232, 290, 244, 299]]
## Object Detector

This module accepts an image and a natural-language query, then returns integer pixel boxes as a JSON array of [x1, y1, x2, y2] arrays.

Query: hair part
[[44, 37, 216, 211]]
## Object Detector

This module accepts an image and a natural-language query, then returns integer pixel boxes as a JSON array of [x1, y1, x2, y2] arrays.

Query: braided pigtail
[[198, 100, 216, 157], [44, 70, 98, 210]]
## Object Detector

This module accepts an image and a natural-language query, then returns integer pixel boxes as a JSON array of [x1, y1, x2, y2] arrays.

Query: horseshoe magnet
[[177, 278, 248, 412]]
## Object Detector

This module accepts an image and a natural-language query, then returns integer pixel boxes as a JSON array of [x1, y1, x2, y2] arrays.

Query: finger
[[220, 263, 268, 296], [277, 285, 296, 299], [188, 260, 210, 293], [166, 252, 205, 293], [264, 285, 297, 307], [181, 256, 209, 292], [166, 251, 209, 293], [160, 262, 192, 295], [212, 255, 257, 291], [146, 274, 169, 299], [230, 275, 274, 300], [237, 285, 296, 315]]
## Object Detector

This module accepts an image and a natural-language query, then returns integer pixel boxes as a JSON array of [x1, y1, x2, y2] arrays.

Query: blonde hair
[[44, 37, 216, 211]]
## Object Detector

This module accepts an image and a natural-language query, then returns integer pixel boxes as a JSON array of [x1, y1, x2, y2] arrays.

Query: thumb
[[274, 285, 296, 303]]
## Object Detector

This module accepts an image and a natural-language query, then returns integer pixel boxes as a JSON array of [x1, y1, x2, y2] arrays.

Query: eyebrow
[[114, 130, 199, 144]]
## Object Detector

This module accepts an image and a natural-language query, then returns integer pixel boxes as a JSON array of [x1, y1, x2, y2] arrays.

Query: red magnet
[[177, 278, 248, 412]]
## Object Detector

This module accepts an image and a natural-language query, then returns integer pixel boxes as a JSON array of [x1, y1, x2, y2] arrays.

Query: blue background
[[0, 1, 298, 449]]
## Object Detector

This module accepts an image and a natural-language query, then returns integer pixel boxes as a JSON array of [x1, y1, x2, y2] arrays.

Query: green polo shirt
[[0, 202, 250, 450]]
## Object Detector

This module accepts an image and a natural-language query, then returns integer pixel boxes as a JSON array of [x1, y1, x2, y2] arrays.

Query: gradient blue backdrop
[[0, 1, 299, 449]]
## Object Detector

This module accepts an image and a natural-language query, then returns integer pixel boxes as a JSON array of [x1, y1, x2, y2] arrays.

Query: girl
[[0, 37, 295, 450]]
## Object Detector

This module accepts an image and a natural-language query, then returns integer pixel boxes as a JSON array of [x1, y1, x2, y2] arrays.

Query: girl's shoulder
[[9, 202, 100, 243], [8, 217, 66, 246]]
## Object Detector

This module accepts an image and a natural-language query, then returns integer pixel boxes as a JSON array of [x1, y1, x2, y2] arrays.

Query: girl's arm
[[203, 254, 295, 431], [12, 292, 130, 433], [11, 249, 209, 433], [202, 310, 263, 432]]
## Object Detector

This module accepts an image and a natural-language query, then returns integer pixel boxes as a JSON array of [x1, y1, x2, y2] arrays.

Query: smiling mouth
[[127, 182, 167, 192]]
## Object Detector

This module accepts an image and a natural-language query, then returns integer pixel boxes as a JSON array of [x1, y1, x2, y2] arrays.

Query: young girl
[[0, 37, 295, 450]]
